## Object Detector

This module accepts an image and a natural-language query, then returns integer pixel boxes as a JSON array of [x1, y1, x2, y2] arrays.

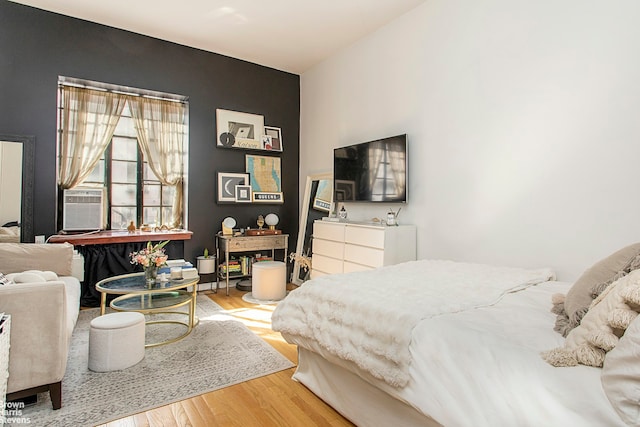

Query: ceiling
[[10, 0, 426, 74]]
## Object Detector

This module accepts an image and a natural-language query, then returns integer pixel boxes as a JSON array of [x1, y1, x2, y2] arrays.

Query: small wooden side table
[[216, 233, 288, 296]]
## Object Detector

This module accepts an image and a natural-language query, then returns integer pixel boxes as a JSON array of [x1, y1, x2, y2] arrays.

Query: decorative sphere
[[265, 213, 279, 228]]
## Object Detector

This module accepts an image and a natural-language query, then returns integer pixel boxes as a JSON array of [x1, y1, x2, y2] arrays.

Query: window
[[57, 77, 188, 230]]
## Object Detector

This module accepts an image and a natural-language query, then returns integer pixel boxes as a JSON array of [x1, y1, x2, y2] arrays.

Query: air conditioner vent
[[62, 188, 104, 231]]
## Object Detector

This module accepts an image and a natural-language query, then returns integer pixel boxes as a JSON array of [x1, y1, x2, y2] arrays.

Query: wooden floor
[[98, 285, 354, 427]]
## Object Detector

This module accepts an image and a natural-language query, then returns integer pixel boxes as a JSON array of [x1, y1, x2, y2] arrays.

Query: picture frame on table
[[216, 109, 264, 150], [217, 172, 250, 203]]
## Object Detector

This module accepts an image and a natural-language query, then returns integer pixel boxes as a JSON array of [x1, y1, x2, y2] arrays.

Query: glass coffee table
[[95, 272, 200, 347]]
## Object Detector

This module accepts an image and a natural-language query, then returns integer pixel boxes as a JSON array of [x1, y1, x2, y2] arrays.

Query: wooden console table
[[216, 233, 288, 296]]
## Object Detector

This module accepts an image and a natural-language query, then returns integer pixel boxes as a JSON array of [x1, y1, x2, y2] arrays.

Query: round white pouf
[[252, 261, 286, 301], [88, 312, 145, 372]]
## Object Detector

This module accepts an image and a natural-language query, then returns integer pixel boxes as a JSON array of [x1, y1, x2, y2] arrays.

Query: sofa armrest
[[0, 281, 69, 393], [0, 243, 74, 275]]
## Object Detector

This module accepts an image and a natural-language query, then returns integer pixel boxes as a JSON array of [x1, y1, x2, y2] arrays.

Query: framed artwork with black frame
[[217, 172, 250, 203]]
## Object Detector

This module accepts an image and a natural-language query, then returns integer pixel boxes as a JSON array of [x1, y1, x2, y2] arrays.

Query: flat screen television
[[333, 134, 407, 203]]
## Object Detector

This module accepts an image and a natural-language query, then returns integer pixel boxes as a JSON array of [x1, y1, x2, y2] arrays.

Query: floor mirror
[[0, 134, 34, 243], [291, 172, 333, 285]]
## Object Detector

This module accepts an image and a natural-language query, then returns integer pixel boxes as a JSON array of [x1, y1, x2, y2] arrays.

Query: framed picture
[[216, 109, 265, 150], [313, 179, 332, 212], [263, 126, 283, 152], [245, 154, 283, 204], [253, 192, 284, 203], [235, 185, 252, 203], [217, 172, 250, 203]]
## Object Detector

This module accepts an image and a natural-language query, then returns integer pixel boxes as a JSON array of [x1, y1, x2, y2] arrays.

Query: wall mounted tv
[[333, 134, 407, 203]]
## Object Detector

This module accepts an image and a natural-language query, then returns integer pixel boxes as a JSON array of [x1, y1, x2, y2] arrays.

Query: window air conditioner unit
[[62, 188, 105, 231]]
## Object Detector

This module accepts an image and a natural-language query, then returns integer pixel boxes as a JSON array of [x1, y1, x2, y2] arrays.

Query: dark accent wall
[[0, 1, 300, 265]]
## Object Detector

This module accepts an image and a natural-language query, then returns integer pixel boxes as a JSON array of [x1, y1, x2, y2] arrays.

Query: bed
[[272, 254, 640, 427]]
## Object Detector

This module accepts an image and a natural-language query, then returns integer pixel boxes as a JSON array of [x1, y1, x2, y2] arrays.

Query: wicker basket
[[0, 315, 11, 424]]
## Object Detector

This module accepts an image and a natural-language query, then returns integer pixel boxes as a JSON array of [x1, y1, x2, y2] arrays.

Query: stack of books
[[219, 260, 242, 275]]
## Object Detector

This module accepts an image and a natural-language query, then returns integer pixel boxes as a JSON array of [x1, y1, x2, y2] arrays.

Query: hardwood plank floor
[[98, 285, 354, 427]]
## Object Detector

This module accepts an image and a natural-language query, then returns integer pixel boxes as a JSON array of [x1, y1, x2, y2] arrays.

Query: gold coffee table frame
[[96, 272, 200, 348]]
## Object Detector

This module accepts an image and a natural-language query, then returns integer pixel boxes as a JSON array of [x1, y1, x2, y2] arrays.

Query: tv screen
[[333, 134, 407, 203]]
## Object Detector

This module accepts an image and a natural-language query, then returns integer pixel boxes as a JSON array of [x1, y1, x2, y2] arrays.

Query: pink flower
[[130, 241, 170, 269]]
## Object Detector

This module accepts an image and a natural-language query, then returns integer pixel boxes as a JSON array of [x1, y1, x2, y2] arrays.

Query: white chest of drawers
[[311, 220, 416, 278]]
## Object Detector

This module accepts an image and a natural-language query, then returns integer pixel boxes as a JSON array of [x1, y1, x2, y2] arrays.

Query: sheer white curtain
[[58, 86, 126, 189], [128, 96, 186, 228]]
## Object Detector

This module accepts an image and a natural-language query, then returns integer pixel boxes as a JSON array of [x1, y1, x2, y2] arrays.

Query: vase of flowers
[[130, 241, 169, 284]]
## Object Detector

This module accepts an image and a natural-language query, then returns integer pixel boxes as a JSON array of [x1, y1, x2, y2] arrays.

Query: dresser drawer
[[344, 226, 385, 249], [314, 222, 345, 242], [312, 254, 343, 274], [313, 239, 344, 258], [344, 243, 384, 268]]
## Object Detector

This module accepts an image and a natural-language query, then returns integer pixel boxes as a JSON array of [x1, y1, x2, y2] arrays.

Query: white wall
[[300, 0, 640, 281]]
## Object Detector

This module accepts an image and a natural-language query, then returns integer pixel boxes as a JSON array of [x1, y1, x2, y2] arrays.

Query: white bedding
[[272, 259, 554, 388], [282, 281, 625, 426]]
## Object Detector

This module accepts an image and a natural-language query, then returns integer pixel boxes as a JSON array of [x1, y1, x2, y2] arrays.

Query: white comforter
[[399, 280, 624, 426], [272, 259, 554, 388], [287, 280, 625, 426]]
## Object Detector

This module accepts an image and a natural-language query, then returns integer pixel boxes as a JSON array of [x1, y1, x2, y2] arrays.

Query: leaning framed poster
[[245, 154, 283, 204], [216, 109, 264, 150]]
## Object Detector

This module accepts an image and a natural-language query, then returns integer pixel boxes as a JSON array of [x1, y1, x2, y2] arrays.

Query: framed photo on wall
[[217, 172, 250, 203], [216, 109, 264, 150]]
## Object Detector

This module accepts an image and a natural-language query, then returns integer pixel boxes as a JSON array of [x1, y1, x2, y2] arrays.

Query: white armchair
[[0, 243, 80, 409]]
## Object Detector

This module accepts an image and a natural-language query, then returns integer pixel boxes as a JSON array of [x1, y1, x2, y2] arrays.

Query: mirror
[[292, 172, 333, 285], [0, 134, 34, 243]]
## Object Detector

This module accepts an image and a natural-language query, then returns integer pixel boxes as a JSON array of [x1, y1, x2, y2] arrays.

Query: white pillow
[[542, 269, 640, 367], [6, 270, 59, 283], [602, 315, 640, 426]]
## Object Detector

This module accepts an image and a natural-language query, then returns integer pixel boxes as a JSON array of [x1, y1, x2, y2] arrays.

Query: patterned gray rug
[[19, 296, 294, 426]]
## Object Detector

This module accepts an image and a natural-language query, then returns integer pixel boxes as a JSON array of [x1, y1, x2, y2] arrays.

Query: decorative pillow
[[602, 315, 640, 426], [5, 270, 59, 283], [542, 269, 640, 367], [0, 272, 10, 285], [553, 242, 640, 337]]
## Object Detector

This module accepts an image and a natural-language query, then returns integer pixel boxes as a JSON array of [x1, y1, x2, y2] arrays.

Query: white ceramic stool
[[88, 312, 145, 372], [252, 261, 287, 300]]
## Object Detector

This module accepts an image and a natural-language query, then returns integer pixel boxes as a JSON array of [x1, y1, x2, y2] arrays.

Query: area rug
[[241, 291, 289, 305], [19, 297, 294, 426]]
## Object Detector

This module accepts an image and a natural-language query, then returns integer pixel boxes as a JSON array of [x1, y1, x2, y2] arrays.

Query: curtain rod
[[58, 80, 188, 104]]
